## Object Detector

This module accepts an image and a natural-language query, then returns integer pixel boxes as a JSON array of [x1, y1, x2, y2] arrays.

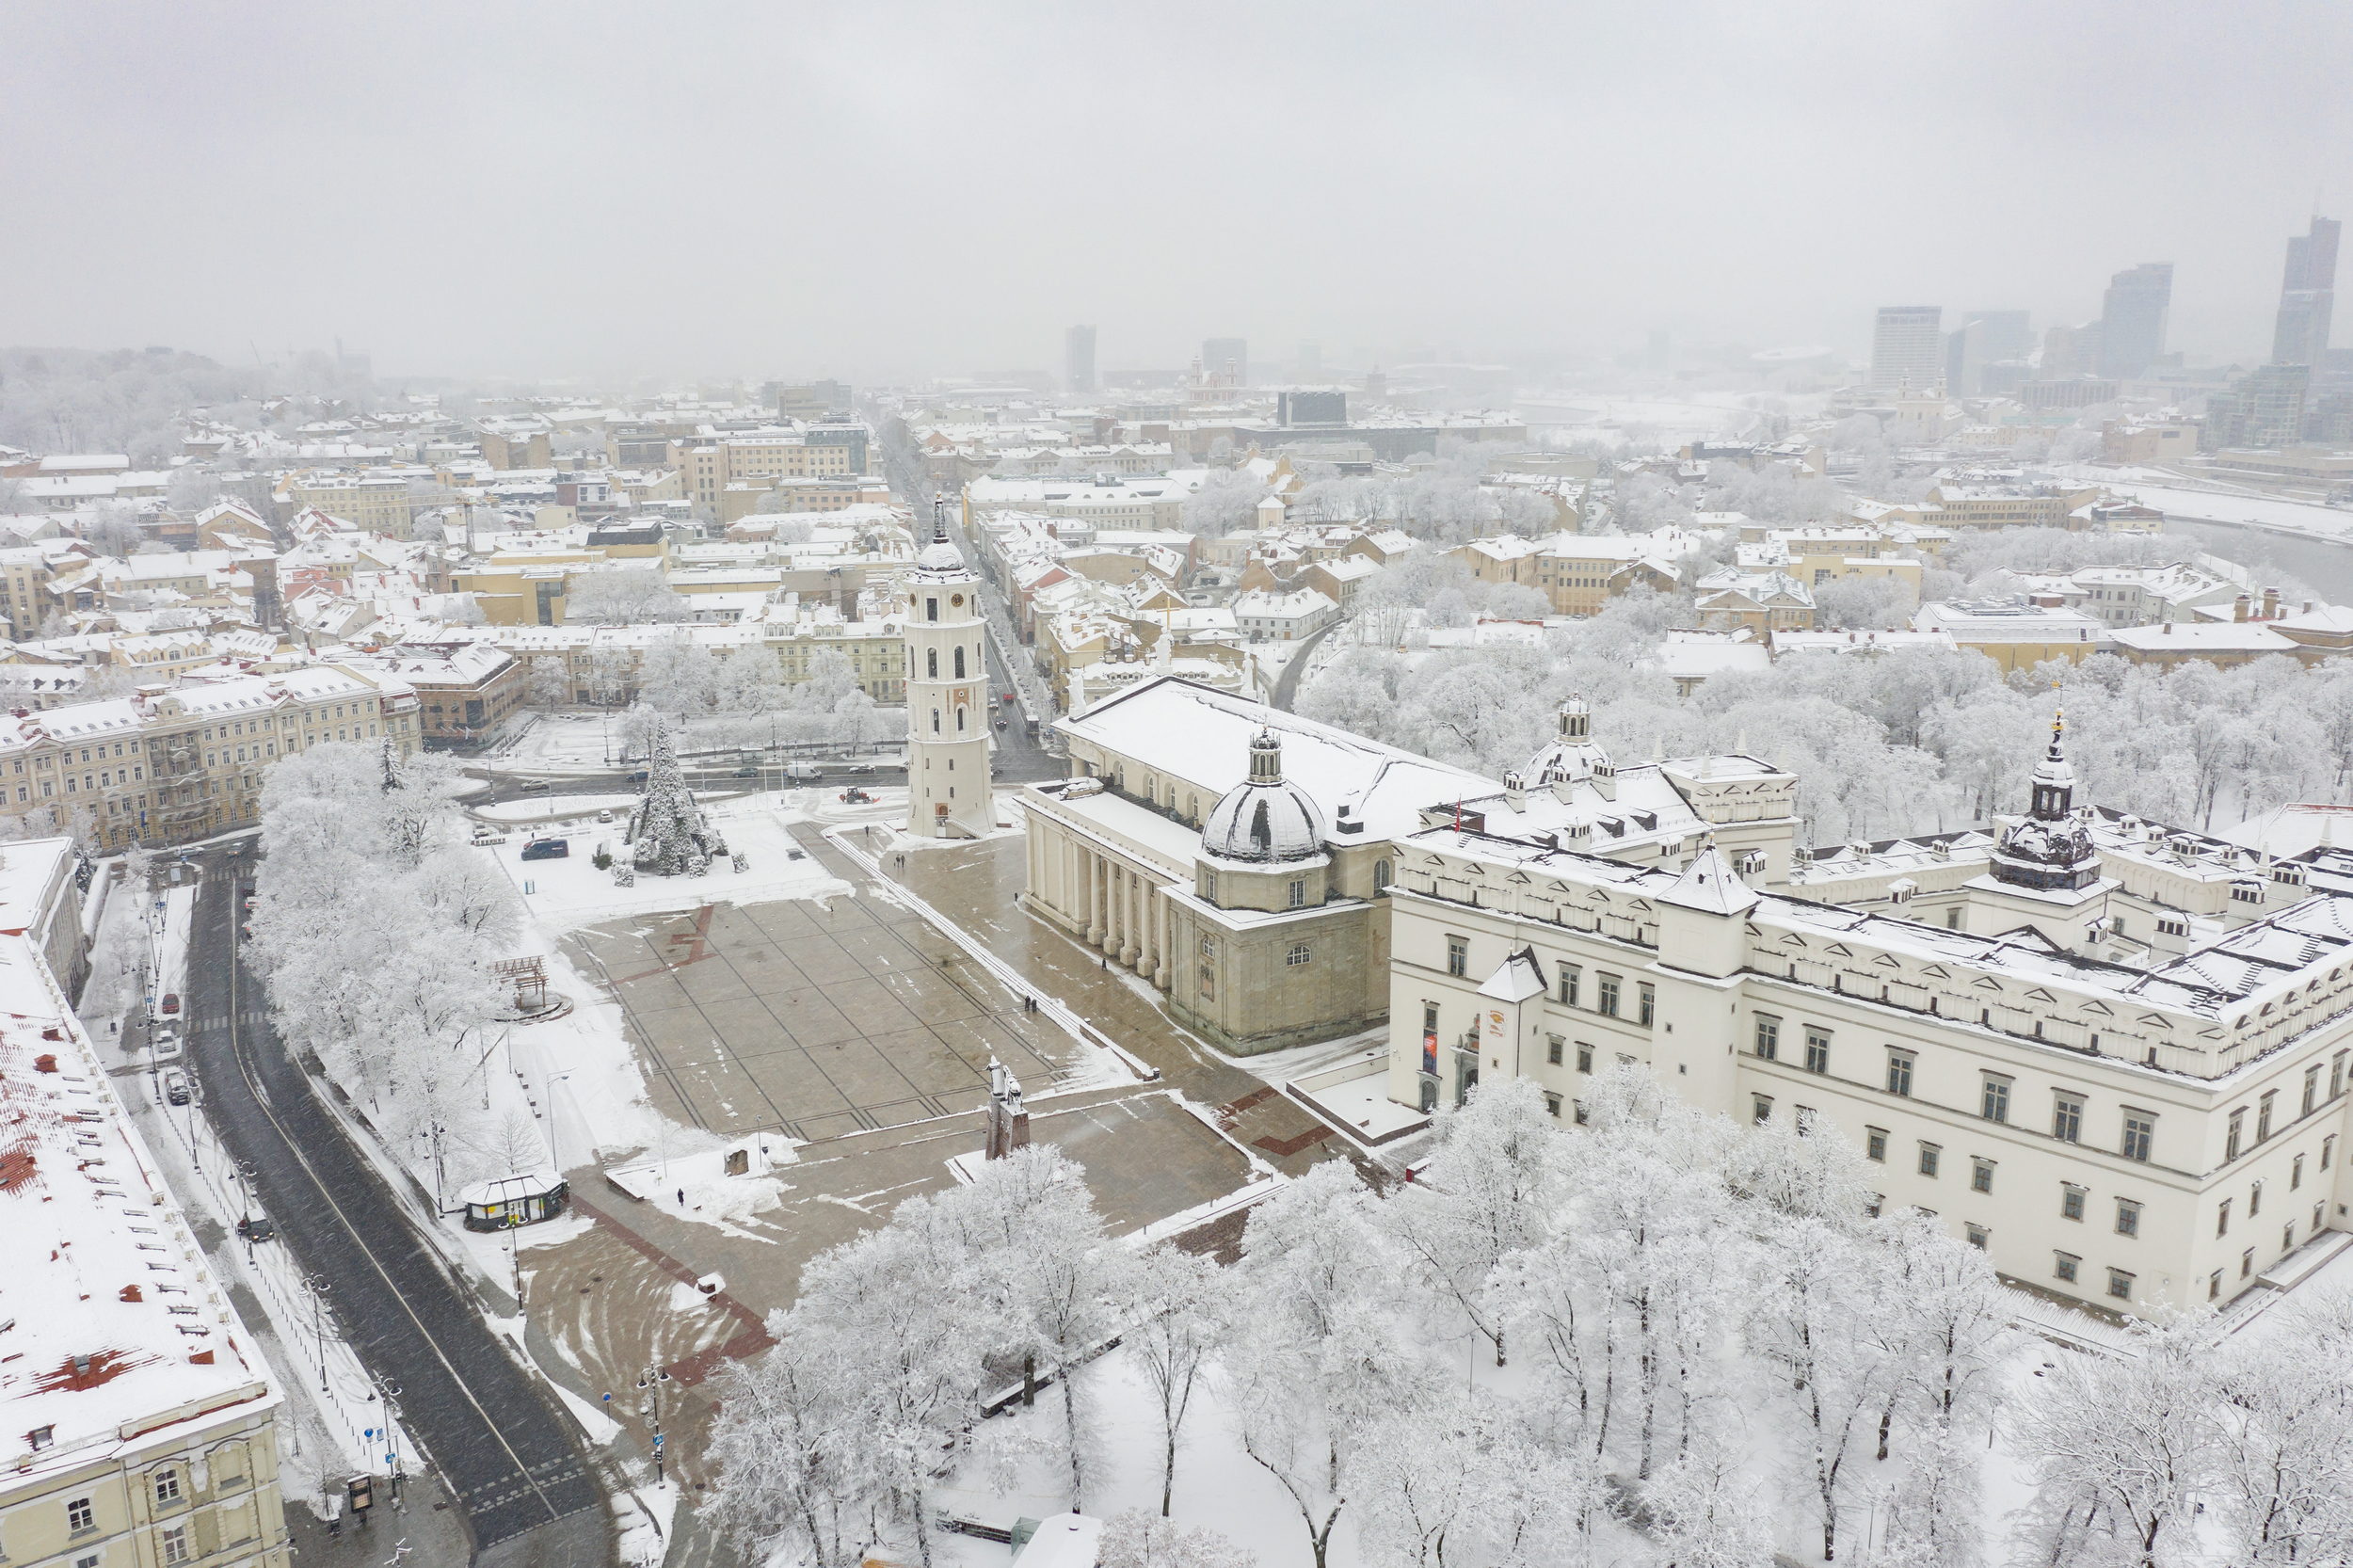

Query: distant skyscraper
[[2098, 264, 2174, 380], [2272, 216, 2339, 366], [1064, 325, 1096, 395], [1945, 311, 2032, 394], [1869, 306, 1944, 389], [1201, 337, 1248, 388]]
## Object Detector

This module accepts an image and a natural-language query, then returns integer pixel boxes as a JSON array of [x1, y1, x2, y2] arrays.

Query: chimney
[[2263, 585, 2281, 620], [1503, 770, 1527, 812], [2162, 621, 2172, 635], [2234, 593, 2250, 622]]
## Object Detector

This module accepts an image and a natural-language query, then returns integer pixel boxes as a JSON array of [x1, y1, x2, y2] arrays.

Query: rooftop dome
[[1993, 712, 2099, 892], [1526, 694, 1613, 786], [914, 497, 968, 576], [1201, 727, 1326, 864]]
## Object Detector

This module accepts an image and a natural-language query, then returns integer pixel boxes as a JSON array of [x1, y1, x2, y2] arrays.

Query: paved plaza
[[562, 880, 1083, 1141]]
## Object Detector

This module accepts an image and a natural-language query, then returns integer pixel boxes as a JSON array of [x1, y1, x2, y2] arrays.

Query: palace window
[[1753, 1015, 1780, 1060], [1980, 1074, 2011, 1123], [2055, 1252, 2081, 1284], [1971, 1159, 1995, 1194], [1446, 936, 1467, 977], [2061, 1183, 2086, 1221], [1560, 966, 1580, 1006], [1596, 974, 1621, 1016], [2108, 1269, 2135, 1302], [1285, 943, 1312, 968], [1865, 1127, 1887, 1161], [2121, 1110, 2155, 1163], [1546, 1036, 1563, 1066], [2116, 1197, 2142, 1237], [1804, 1026, 1831, 1074], [1917, 1142, 1940, 1177], [1637, 983, 1655, 1027], [1886, 1048, 1915, 1097], [2054, 1093, 2084, 1144], [1753, 1095, 1773, 1125]]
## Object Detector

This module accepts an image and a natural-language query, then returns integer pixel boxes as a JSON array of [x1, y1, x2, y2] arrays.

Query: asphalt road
[[1271, 618, 1342, 712], [180, 843, 609, 1565]]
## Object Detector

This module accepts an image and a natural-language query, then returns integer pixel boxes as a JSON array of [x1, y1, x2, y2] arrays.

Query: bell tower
[[904, 497, 994, 839]]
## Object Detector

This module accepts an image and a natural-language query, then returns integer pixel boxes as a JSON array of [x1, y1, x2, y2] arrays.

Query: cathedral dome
[[1993, 712, 2100, 892], [1201, 728, 1326, 863]]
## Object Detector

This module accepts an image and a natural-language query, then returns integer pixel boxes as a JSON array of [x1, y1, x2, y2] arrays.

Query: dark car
[[520, 838, 569, 861], [164, 1069, 190, 1106], [626, 770, 648, 783], [160, 992, 180, 1016]]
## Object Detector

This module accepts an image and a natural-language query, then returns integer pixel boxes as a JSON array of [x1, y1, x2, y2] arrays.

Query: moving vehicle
[[520, 838, 569, 861], [1000, 691, 1015, 703], [782, 761, 822, 781], [519, 779, 550, 793], [163, 1069, 190, 1106], [160, 992, 180, 1016], [731, 765, 760, 777], [595, 808, 616, 824], [840, 787, 873, 805]]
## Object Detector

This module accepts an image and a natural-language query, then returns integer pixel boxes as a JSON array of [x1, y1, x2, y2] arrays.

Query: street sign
[[348, 1476, 374, 1512], [651, 1433, 664, 1450]]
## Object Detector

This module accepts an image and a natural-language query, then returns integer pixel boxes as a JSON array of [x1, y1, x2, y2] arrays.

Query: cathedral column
[[1118, 861, 1141, 968], [1084, 851, 1104, 947]]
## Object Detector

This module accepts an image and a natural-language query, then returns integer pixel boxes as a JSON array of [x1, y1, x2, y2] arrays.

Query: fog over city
[[5, 2, 2351, 378], [20, 9, 2353, 1568]]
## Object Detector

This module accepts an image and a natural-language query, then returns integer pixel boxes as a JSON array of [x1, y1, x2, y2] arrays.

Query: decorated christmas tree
[[627, 720, 727, 875]]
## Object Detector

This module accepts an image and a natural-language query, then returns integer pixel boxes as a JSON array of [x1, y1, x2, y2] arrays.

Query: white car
[[471, 825, 509, 846]]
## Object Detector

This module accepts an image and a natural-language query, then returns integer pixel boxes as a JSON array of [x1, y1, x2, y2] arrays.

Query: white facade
[[903, 507, 994, 838]]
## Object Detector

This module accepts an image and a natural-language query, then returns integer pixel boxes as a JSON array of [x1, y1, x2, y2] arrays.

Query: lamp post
[[636, 1365, 673, 1486], [306, 1273, 332, 1394]]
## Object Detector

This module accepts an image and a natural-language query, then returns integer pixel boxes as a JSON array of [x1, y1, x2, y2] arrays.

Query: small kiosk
[[457, 1169, 569, 1231]]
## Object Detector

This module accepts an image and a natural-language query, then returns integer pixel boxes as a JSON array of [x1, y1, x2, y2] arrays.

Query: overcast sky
[[5, 2, 2350, 385]]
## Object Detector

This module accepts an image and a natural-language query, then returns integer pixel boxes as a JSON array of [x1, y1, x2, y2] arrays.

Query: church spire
[[2029, 709, 2076, 823]]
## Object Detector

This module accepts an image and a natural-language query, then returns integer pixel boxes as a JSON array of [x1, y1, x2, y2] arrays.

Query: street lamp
[[305, 1273, 333, 1394], [635, 1365, 673, 1486]]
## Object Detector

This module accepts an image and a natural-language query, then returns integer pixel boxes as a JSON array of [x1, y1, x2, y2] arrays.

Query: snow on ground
[[614, 1479, 680, 1568], [494, 711, 908, 776], [606, 1143, 802, 1241], [488, 792, 851, 935], [472, 792, 636, 824]]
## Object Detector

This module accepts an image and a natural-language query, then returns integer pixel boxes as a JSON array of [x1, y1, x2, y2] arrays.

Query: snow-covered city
[[8, 8, 2353, 1567]]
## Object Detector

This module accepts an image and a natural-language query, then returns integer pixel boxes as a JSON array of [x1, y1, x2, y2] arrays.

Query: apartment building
[[275, 471, 426, 536], [0, 837, 291, 1568], [342, 640, 523, 743], [1913, 599, 2108, 672], [0, 666, 422, 850], [672, 431, 856, 512], [1452, 529, 1689, 616], [1924, 479, 2101, 530], [1384, 717, 2353, 1315]]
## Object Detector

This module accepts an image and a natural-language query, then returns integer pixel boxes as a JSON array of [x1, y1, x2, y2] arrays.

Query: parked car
[[520, 838, 569, 862], [731, 765, 759, 777], [471, 824, 508, 846], [519, 779, 550, 793], [160, 992, 180, 1016], [235, 1215, 276, 1244], [595, 808, 616, 824], [163, 1069, 190, 1106], [626, 769, 648, 783]]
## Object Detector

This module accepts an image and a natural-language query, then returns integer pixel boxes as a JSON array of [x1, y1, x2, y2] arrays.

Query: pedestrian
[[676, 1188, 684, 1207]]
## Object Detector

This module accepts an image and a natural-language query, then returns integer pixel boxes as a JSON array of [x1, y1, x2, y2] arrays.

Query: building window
[[1576, 1041, 1593, 1074], [2054, 1092, 2083, 1144], [1546, 1036, 1563, 1066], [2243, 1249, 2256, 1279], [1980, 1074, 2011, 1123], [2217, 1198, 2233, 1237], [1545, 1092, 1561, 1118], [1917, 1143, 1940, 1177], [2249, 1179, 2264, 1218], [68, 1496, 94, 1533], [1971, 1159, 1995, 1194], [155, 1469, 181, 1504], [1965, 1223, 1989, 1250], [2306, 1064, 2324, 1116], [2116, 1197, 2142, 1238], [163, 1524, 191, 1565], [2061, 1183, 2087, 1221], [1753, 1095, 1773, 1124], [1287, 879, 1305, 909], [2108, 1269, 2135, 1302], [2294, 1154, 2307, 1191], [1558, 966, 1580, 1006], [1886, 1048, 1915, 1097], [1753, 1015, 1780, 1060], [2334, 1049, 2349, 1099], [1447, 936, 1467, 978], [1801, 1026, 1831, 1074], [1596, 974, 1621, 1016], [2258, 1091, 2277, 1143], [2055, 1251, 2081, 1284], [1865, 1127, 1887, 1161], [2328, 1134, 2340, 1170], [1573, 1099, 1590, 1125], [1637, 983, 1655, 1027], [2210, 1271, 2223, 1301], [2228, 1108, 2246, 1160], [1285, 943, 1312, 968], [1373, 860, 1390, 892], [2121, 1110, 2154, 1163]]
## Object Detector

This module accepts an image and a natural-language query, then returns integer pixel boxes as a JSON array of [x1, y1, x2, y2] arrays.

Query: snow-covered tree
[[626, 723, 726, 875], [565, 567, 687, 626], [1096, 1511, 1256, 1568], [1126, 1244, 1229, 1516]]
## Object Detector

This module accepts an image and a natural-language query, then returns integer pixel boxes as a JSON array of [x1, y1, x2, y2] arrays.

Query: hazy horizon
[[5, 1, 2350, 385]]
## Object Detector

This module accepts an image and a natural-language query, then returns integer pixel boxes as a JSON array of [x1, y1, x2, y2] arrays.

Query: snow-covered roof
[[0, 839, 275, 1481], [1058, 676, 1492, 846]]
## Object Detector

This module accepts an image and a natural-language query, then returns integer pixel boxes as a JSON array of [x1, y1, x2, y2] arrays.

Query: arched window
[[925, 598, 938, 622], [957, 706, 966, 731], [926, 648, 937, 678], [953, 646, 966, 678], [1374, 859, 1392, 892], [931, 708, 941, 733]]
